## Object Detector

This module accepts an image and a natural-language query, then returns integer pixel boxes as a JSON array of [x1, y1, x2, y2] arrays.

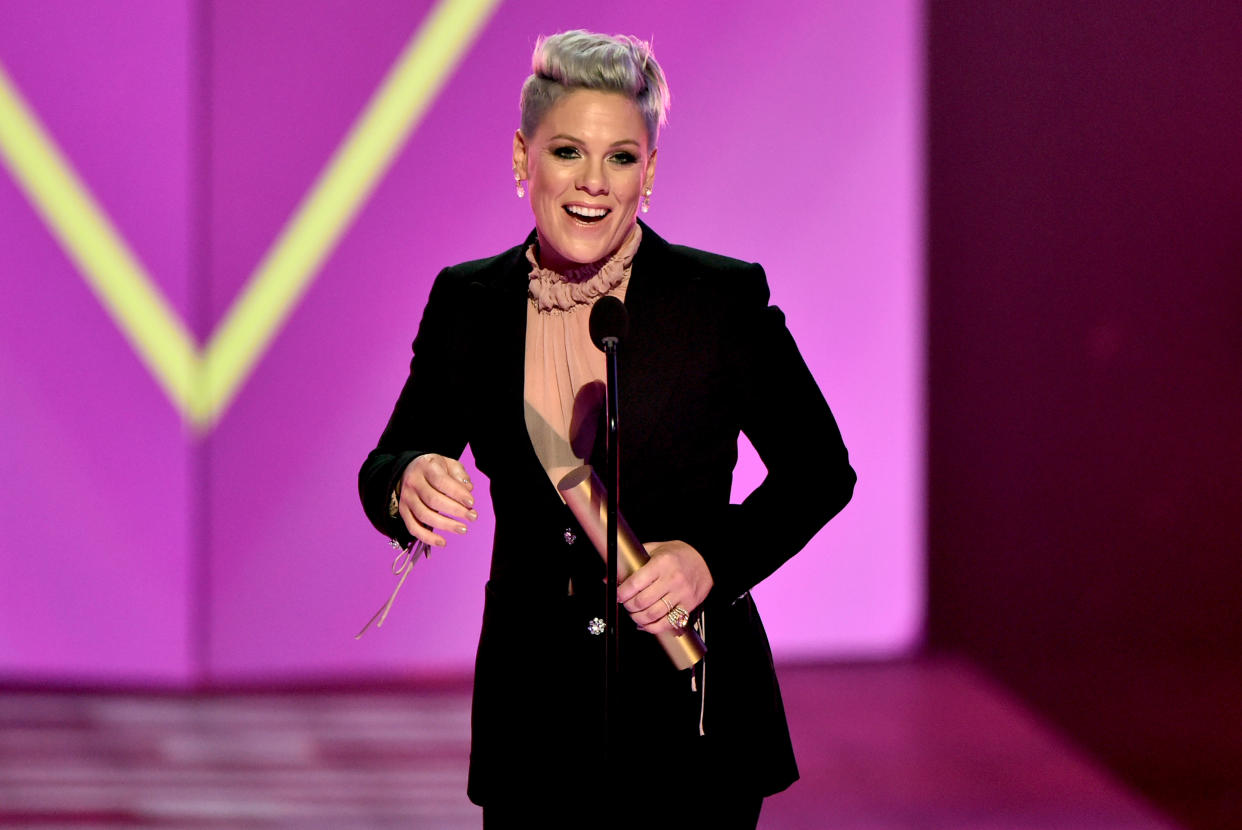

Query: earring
[[514, 172, 525, 198], [641, 188, 652, 213]]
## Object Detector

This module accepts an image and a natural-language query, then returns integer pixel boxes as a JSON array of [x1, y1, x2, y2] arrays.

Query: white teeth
[[566, 205, 608, 218]]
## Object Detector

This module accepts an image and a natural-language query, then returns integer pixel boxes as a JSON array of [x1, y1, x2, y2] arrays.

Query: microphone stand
[[589, 293, 628, 785], [602, 333, 621, 776]]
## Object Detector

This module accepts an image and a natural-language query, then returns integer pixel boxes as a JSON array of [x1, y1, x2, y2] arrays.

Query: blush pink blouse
[[523, 224, 641, 494]]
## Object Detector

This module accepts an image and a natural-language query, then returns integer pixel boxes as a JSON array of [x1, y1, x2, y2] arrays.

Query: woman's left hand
[[617, 540, 713, 635]]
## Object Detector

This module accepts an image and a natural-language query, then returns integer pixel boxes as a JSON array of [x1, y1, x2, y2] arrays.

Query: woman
[[360, 30, 855, 827]]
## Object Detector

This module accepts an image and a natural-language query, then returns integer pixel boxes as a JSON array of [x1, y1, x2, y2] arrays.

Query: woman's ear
[[644, 147, 658, 191], [512, 130, 529, 180]]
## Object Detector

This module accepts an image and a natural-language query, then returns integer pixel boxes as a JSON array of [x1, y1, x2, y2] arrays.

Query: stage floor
[[0, 659, 1180, 829]]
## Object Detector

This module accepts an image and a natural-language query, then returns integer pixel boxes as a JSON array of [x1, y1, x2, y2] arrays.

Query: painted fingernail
[[468, 510, 478, 521], [465, 496, 475, 508], [436, 538, 447, 547], [455, 525, 468, 534]]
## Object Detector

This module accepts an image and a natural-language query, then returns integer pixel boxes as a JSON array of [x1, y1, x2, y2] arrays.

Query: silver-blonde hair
[[520, 30, 670, 146]]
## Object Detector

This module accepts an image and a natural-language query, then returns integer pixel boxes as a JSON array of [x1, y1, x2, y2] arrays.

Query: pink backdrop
[[0, 0, 921, 684]]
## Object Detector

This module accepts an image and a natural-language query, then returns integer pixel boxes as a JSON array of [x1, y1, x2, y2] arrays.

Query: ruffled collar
[[526, 224, 642, 313]]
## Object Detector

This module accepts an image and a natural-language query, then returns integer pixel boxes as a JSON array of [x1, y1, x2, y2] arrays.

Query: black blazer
[[360, 222, 855, 805]]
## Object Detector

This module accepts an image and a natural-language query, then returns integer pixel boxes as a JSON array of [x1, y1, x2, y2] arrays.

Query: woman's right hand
[[396, 453, 478, 547]]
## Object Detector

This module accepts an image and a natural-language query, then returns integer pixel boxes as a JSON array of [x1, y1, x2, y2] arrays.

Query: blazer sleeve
[[685, 264, 856, 603], [358, 268, 473, 546]]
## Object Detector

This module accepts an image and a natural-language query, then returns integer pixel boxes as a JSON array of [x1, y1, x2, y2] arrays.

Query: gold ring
[[666, 605, 690, 630], [661, 596, 675, 615]]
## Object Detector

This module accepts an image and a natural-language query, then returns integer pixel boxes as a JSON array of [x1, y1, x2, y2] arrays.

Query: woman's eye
[[552, 146, 580, 159], [610, 152, 638, 165]]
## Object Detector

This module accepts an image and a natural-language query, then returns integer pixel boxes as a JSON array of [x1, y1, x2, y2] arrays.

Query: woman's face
[[514, 89, 657, 272]]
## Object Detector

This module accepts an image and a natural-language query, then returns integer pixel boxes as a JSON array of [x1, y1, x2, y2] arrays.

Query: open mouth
[[564, 205, 610, 225]]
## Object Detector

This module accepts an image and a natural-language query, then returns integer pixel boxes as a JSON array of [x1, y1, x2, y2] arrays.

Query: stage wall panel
[[0, 0, 922, 682]]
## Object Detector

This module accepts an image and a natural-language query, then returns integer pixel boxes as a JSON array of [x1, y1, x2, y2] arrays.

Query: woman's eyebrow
[[547, 133, 641, 149]]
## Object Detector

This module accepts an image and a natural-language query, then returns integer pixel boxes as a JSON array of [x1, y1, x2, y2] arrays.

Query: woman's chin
[[543, 220, 636, 269], [542, 236, 613, 270]]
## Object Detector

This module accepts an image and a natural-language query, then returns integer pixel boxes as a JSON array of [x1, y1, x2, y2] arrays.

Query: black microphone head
[[589, 296, 629, 351]]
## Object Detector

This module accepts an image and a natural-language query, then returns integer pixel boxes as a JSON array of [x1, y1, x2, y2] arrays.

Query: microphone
[[589, 296, 629, 352]]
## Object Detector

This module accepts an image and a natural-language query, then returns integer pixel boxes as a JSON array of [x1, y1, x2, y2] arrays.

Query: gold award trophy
[[558, 466, 707, 670]]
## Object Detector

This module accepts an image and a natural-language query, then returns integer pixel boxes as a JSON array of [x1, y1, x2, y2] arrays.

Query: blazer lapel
[[469, 239, 554, 489], [616, 224, 696, 466]]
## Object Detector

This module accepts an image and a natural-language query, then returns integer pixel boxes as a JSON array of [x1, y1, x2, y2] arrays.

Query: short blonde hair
[[519, 30, 670, 146]]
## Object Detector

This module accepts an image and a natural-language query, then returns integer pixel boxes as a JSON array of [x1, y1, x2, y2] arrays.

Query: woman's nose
[[577, 159, 608, 195]]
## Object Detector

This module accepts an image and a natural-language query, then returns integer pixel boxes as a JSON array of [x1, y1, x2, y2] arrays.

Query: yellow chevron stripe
[[0, 60, 200, 415], [0, 0, 500, 430], [199, 0, 501, 427]]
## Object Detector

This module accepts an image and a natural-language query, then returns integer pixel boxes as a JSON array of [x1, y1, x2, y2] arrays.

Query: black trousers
[[483, 795, 763, 830]]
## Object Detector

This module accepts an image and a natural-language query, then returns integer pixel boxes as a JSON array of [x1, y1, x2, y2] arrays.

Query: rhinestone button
[[563, 528, 577, 545], [587, 617, 606, 636]]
